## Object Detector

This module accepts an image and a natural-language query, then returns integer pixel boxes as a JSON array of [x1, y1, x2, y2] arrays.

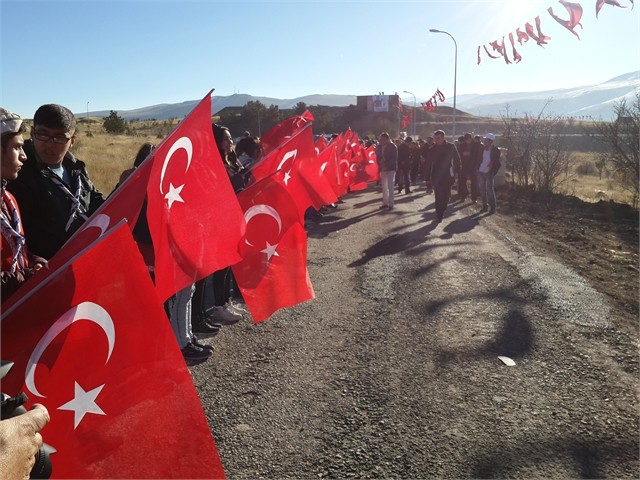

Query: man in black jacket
[[430, 130, 461, 222], [7, 104, 104, 259]]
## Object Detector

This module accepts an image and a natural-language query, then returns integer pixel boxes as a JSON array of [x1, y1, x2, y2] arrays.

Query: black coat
[[7, 140, 105, 259]]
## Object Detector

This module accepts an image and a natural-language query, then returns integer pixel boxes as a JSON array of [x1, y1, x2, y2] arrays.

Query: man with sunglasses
[[7, 104, 104, 259]]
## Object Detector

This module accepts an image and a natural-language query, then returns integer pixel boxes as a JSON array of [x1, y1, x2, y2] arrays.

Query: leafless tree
[[592, 90, 640, 208], [530, 117, 573, 195]]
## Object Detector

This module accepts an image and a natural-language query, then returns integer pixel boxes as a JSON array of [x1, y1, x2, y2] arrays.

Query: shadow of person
[[439, 215, 480, 239]]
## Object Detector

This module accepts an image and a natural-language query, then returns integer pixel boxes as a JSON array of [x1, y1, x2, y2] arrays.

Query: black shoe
[[192, 337, 214, 352], [406, 190, 412, 194], [480, 205, 488, 212], [192, 320, 221, 337], [182, 343, 211, 359]]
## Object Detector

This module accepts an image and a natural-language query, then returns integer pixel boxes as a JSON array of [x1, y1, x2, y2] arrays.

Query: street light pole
[[429, 28, 457, 140], [403, 90, 416, 138]]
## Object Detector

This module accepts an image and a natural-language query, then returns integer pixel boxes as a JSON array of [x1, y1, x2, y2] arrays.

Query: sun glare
[[485, 0, 553, 35]]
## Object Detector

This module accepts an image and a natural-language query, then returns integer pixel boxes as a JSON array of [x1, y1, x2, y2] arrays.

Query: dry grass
[[560, 151, 635, 206], [29, 119, 180, 194], [34, 120, 634, 206]]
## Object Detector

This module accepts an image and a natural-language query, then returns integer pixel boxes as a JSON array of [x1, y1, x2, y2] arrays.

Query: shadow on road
[[348, 220, 444, 267], [468, 437, 638, 479]]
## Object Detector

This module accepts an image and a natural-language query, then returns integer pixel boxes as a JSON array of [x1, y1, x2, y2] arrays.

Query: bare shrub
[[575, 161, 597, 176], [592, 90, 640, 208]]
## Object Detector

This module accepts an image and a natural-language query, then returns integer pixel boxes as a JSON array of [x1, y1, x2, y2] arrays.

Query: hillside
[[80, 72, 639, 121]]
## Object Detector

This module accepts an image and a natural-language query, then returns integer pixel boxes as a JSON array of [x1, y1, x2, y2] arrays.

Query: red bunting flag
[[232, 174, 314, 323], [0, 223, 225, 479], [548, 0, 584, 39], [146, 91, 245, 301]]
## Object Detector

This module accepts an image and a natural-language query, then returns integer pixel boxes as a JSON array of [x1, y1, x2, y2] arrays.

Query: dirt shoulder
[[492, 185, 639, 336]]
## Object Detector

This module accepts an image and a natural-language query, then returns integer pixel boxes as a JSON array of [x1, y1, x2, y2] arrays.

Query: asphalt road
[[190, 185, 638, 479]]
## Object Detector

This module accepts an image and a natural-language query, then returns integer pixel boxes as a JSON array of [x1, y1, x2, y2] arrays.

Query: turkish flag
[[297, 151, 339, 209], [316, 143, 343, 198], [231, 174, 315, 323], [259, 125, 335, 220], [249, 123, 315, 184], [348, 142, 370, 191], [146, 92, 245, 301], [364, 144, 380, 182], [3, 159, 154, 310], [259, 110, 314, 158], [0, 223, 225, 479], [314, 134, 328, 153]]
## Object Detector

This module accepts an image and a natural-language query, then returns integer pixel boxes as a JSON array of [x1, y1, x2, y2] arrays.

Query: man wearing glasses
[[7, 104, 104, 259]]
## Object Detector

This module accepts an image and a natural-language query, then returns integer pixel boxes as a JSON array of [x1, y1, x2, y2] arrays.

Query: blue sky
[[1, 0, 638, 117]]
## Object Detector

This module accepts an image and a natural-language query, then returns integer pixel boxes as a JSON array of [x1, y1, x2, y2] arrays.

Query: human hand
[[0, 404, 50, 480]]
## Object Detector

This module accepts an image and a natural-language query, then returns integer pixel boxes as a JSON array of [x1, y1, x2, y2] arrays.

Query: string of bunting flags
[[421, 89, 446, 112], [477, 0, 634, 65]]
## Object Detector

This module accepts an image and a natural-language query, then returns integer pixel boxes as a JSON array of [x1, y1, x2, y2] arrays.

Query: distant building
[[356, 94, 401, 113]]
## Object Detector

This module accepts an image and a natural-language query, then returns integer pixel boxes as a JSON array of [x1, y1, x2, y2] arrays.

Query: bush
[[575, 161, 597, 176]]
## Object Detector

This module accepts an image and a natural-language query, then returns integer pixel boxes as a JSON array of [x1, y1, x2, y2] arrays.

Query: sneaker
[[192, 336, 214, 352], [192, 319, 221, 337], [211, 305, 241, 326], [182, 343, 211, 360], [227, 299, 248, 314]]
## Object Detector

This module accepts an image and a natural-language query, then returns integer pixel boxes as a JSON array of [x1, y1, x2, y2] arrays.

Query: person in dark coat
[[429, 130, 461, 222]]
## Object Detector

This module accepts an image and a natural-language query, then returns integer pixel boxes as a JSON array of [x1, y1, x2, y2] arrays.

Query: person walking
[[429, 130, 461, 222], [375, 132, 398, 210], [478, 133, 501, 214], [396, 137, 412, 194]]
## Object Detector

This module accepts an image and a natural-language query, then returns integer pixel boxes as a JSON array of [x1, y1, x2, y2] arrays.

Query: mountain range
[[85, 71, 639, 122]]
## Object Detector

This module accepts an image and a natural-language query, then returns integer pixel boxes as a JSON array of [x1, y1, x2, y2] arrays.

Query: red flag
[[548, 1, 583, 39], [231, 174, 314, 323], [596, 0, 627, 18], [146, 92, 245, 301], [315, 143, 342, 198], [266, 126, 338, 219], [525, 17, 551, 46], [259, 110, 314, 158], [314, 134, 328, 153], [250, 123, 314, 183], [0, 223, 225, 479], [401, 110, 412, 129], [297, 147, 339, 208]]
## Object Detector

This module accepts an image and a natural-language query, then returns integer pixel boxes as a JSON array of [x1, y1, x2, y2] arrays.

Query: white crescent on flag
[[159, 136, 193, 208], [244, 204, 282, 248], [25, 302, 115, 398]]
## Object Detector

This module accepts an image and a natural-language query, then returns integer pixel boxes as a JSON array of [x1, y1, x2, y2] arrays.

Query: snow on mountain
[[84, 72, 638, 121]]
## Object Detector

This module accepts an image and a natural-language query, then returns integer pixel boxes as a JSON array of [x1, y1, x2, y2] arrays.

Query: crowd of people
[[371, 129, 501, 221]]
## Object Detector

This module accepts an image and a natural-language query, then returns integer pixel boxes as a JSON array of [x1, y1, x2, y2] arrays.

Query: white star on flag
[[261, 241, 279, 261], [59, 382, 106, 429], [283, 170, 292, 186], [164, 183, 185, 209]]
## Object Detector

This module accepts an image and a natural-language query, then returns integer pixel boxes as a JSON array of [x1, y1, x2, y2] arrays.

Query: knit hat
[[0, 108, 24, 136]]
